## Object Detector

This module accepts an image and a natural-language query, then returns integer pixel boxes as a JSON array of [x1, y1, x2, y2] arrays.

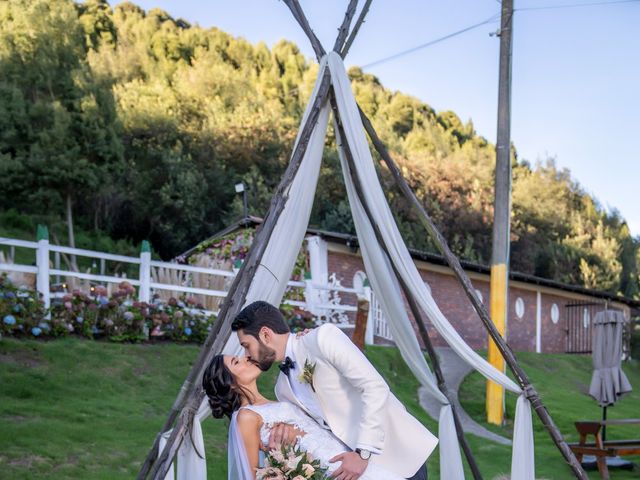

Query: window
[[515, 297, 525, 319]]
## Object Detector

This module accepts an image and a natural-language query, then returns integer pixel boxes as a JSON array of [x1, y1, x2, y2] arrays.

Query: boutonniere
[[298, 359, 316, 392]]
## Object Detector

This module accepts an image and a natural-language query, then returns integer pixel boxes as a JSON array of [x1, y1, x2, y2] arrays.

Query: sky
[[109, 0, 640, 236]]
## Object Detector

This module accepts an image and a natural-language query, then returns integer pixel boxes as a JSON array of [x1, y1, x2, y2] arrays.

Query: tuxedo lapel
[[291, 335, 330, 427], [275, 366, 312, 417]]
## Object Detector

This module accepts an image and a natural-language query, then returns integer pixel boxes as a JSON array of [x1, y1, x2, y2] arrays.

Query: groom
[[232, 301, 437, 480]]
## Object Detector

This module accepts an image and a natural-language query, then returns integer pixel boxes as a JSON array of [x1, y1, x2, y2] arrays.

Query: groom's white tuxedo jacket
[[275, 324, 438, 478]]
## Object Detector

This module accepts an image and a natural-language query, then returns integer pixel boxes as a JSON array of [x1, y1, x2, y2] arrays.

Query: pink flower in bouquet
[[256, 467, 284, 480], [64, 301, 73, 310], [174, 310, 184, 319], [302, 464, 315, 476], [292, 476, 305, 480]]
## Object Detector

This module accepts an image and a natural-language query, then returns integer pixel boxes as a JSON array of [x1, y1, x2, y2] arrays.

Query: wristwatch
[[355, 448, 371, 460]]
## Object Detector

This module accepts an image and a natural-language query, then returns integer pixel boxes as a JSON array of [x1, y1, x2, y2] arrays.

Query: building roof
[[181, 216, 640, 309]]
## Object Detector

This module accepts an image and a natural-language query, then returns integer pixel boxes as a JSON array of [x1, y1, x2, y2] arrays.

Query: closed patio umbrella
[[584, 309, 633, 470], [589, 309, 632, 409]]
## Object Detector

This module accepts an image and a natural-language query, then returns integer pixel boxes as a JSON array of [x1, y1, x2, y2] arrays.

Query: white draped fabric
[[159, 58, 331, 480], [328, 52, 534, 479], [157, 52, 535, 480]]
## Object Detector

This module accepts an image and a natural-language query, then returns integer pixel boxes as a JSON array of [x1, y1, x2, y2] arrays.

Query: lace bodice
[[241, 402, 402, 479]]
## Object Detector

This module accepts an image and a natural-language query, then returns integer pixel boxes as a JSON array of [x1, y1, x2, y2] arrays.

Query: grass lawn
[[0, 337, 638, 479]]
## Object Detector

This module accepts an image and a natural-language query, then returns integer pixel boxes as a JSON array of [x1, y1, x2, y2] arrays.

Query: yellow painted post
[[487, 264, 507, 424]]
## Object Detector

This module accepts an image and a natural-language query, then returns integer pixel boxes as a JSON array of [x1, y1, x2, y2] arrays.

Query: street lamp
[[235, 182, 248, 222]]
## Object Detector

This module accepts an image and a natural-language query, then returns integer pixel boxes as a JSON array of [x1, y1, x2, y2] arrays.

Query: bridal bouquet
[[256, 445, 328, 480]]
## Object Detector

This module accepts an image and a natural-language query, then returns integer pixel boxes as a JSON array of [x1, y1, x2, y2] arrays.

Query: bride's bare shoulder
[[236, 407, 262, 427]]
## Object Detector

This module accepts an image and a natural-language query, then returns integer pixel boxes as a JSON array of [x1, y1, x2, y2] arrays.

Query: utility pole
[[487, 0, 514, 426]]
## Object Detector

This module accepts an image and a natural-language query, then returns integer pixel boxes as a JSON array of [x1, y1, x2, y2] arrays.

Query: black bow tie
[[279, 356, 296, 376]]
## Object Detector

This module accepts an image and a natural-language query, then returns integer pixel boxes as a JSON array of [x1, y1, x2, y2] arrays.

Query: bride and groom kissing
[[202, 301, 438, 479]]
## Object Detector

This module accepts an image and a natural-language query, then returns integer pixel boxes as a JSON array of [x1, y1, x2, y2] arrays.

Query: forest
[[0, 0, 637, 298]]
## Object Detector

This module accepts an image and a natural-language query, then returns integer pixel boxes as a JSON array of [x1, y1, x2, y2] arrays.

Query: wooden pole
[[352, 296, 370, 351], [333, 0, 359, 53], [487, 0, 514, 427], [341, 0, 373, 58], [329, 91, 483, 480], [140, 69, 333, 480]]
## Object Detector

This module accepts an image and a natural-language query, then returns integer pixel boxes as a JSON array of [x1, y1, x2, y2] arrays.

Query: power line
[[361, 0, 638, 70], [360, 14, 500, 70]]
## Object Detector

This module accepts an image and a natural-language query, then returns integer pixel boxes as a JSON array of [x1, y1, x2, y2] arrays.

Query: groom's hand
[[295, 328, 312, 337], [329, 452, 368, 480], [267, 423, 301, 449]]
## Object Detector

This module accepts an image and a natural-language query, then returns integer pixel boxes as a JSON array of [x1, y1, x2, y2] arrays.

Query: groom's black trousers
[[406, 463, 427, 480]]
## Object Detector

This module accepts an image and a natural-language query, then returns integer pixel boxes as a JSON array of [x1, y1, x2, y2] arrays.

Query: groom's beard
[[255, 341, 277, 372]]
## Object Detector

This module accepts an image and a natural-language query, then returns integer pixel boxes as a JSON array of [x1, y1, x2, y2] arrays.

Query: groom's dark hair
[[232, 301, 289, 338]]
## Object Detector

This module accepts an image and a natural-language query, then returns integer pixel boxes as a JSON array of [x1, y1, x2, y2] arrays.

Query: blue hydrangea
[[31, 327, 42, 337], [123, 311, 135, 321], [13, 304, 21, 313], [5, 291, 16, 299], [38, 322, 50, 331], [92, 326, 99, 334], [99, 297, 109, 305], [184, 327, 192, 336], [3, 315, 16, 325], [76, 316, 84, 324]]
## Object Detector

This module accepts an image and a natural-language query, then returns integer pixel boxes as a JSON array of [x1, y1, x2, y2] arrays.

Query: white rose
[[271, 449, 285, 464], [285, 454, 303, 471]]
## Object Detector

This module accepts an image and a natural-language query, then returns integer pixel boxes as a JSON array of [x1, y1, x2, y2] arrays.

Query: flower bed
[[1, 274, 215, 343], [1, 273, 315, 342]]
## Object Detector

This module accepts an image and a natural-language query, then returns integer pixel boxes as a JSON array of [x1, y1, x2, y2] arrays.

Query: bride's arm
[[236, 409, 262, 477]]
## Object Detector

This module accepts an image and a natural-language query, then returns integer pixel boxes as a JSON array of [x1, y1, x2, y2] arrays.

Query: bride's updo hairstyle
[[202, 355, 245, 419]]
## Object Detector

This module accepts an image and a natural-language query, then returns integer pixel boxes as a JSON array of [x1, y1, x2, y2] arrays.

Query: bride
[[202, 354, 404, 480]]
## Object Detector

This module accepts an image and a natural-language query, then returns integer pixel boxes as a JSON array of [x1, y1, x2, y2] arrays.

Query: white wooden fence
[[0, 234, 365, 325]]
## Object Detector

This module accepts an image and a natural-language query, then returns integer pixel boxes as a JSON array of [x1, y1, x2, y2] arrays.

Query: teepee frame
[[138, 2, 587, 479]]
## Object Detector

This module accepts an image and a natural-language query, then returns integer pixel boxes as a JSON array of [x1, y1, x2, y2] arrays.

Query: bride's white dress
[[241, 402, 403, 479]]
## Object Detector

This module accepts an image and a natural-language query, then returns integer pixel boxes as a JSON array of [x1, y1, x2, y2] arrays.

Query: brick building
[[185, 217, 639, 355]]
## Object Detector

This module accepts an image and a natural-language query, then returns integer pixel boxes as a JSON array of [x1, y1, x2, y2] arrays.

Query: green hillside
[[0, 0, 637, 297], [0, 337, 638, 479]]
